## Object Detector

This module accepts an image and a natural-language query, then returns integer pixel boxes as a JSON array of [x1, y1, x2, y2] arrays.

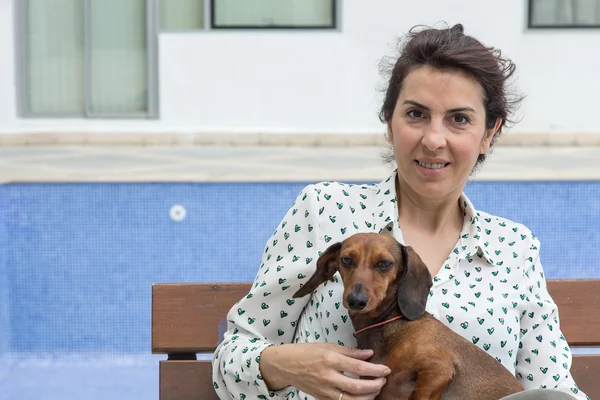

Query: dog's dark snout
[[347, 291, 368, 310]]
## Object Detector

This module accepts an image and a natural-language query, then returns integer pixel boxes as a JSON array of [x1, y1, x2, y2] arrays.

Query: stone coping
[[0, 144, 599, 183], [1, 132, 600, 147]]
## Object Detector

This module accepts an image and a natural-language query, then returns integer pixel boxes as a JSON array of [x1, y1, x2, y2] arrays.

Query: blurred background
[[0, 0, 599, 399]]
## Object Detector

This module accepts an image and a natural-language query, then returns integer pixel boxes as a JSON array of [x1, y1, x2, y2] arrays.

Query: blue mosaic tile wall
[[0, 209, 8, 369], [0, 181, 598, 357]]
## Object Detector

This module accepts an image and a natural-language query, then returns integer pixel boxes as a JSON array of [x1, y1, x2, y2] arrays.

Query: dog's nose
[[347, 292, 368, 311]]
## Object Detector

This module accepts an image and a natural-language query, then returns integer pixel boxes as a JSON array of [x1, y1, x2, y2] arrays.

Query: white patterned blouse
[[212, 170, 588, 400]]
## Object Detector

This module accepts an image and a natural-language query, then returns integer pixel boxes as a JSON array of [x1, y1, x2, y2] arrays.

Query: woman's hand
[[260, 343, 390, 400]]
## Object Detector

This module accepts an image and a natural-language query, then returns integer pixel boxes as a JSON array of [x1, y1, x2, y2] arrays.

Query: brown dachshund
[[293, 232, 523, 400]]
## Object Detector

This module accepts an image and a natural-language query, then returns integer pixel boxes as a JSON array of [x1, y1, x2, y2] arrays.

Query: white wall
[[1, 0, 599, 136]]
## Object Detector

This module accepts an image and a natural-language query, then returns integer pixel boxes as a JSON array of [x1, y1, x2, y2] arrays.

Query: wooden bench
[[152, 280, 600, 400]]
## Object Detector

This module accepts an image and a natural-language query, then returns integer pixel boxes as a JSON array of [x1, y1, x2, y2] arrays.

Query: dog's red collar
[[354, 315, 404, 335]]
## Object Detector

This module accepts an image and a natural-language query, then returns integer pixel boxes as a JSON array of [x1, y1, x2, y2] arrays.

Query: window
[[529, 0, 600, 28], [211, 0, 336, 29], [160, 0, 205, 30], [17, 0, 159, 118], [160, 0, 337, 31]]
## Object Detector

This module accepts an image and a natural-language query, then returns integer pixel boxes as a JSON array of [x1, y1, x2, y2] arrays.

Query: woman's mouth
[[417, 160, 449, 169]]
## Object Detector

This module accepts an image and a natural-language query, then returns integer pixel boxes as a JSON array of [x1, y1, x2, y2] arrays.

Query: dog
[[293, 232, 524, 400]]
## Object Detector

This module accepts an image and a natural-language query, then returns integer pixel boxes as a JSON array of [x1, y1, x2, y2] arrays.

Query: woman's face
[[388, 65, 501, 201]]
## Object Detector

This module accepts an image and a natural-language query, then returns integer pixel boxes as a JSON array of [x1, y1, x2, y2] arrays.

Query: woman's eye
[[452, 114, 470, 124], [407, 109, 425, 119], [377, 261, 393, 271], [340, 256, 353, 267]]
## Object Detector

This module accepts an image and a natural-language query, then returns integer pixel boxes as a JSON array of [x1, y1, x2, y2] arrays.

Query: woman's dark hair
[[379, 23, 523, 169]]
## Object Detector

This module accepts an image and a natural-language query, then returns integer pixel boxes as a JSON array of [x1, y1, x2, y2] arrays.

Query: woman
[[212, 24, 589, 400]]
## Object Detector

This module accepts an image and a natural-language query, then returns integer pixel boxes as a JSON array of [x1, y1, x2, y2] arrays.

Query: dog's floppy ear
[[396, 244, 433, 320], [293, 242, 342, 298]]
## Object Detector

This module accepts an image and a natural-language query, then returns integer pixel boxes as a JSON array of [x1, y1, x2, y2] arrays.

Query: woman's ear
[[386, 123, 394, 144], [480, 118, 502, 154]]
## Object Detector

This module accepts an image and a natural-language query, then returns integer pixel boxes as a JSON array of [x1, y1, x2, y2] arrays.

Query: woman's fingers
[[336, 375, 387, 396], [334, 346, 375, 361], [328, 347, 391, 378], [320, 381, 384, 400], [345, 393, 381, 400]]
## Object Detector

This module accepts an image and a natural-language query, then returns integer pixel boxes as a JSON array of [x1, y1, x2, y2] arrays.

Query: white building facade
[[0, 0, 599, 145]]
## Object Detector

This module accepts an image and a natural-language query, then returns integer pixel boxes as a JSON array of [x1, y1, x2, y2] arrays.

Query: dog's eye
[[377, 261, 393, 271], [340, 256, 353, 267]]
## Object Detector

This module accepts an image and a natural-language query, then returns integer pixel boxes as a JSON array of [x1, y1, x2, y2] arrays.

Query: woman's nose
[[421, 121, 447, 151]]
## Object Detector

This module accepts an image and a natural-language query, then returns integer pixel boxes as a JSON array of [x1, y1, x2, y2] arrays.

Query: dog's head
[[293, 232, 432, 320]]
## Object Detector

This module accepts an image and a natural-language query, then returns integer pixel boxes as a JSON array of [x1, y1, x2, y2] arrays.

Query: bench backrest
[[152, 280, 600, 400]]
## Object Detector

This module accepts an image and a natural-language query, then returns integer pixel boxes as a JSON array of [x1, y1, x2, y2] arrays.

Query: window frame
[[209, 0, 338, 30], [528, 0, 600, 29], [15, 0, 160, 119]]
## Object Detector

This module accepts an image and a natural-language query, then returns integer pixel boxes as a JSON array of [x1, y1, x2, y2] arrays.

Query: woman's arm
[[211, 184, 390, 399], [515, 235, 590, 400], [211, 184, 322, 399]]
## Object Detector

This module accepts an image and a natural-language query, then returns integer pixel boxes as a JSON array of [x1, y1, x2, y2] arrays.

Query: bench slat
[[152, 280, 600, 353], [159, 360, 218, 400], [160, 356, 600, 399], [152, 283, 251, 353], [547, 280, 600, 346], [571, 354, 600, 397]]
